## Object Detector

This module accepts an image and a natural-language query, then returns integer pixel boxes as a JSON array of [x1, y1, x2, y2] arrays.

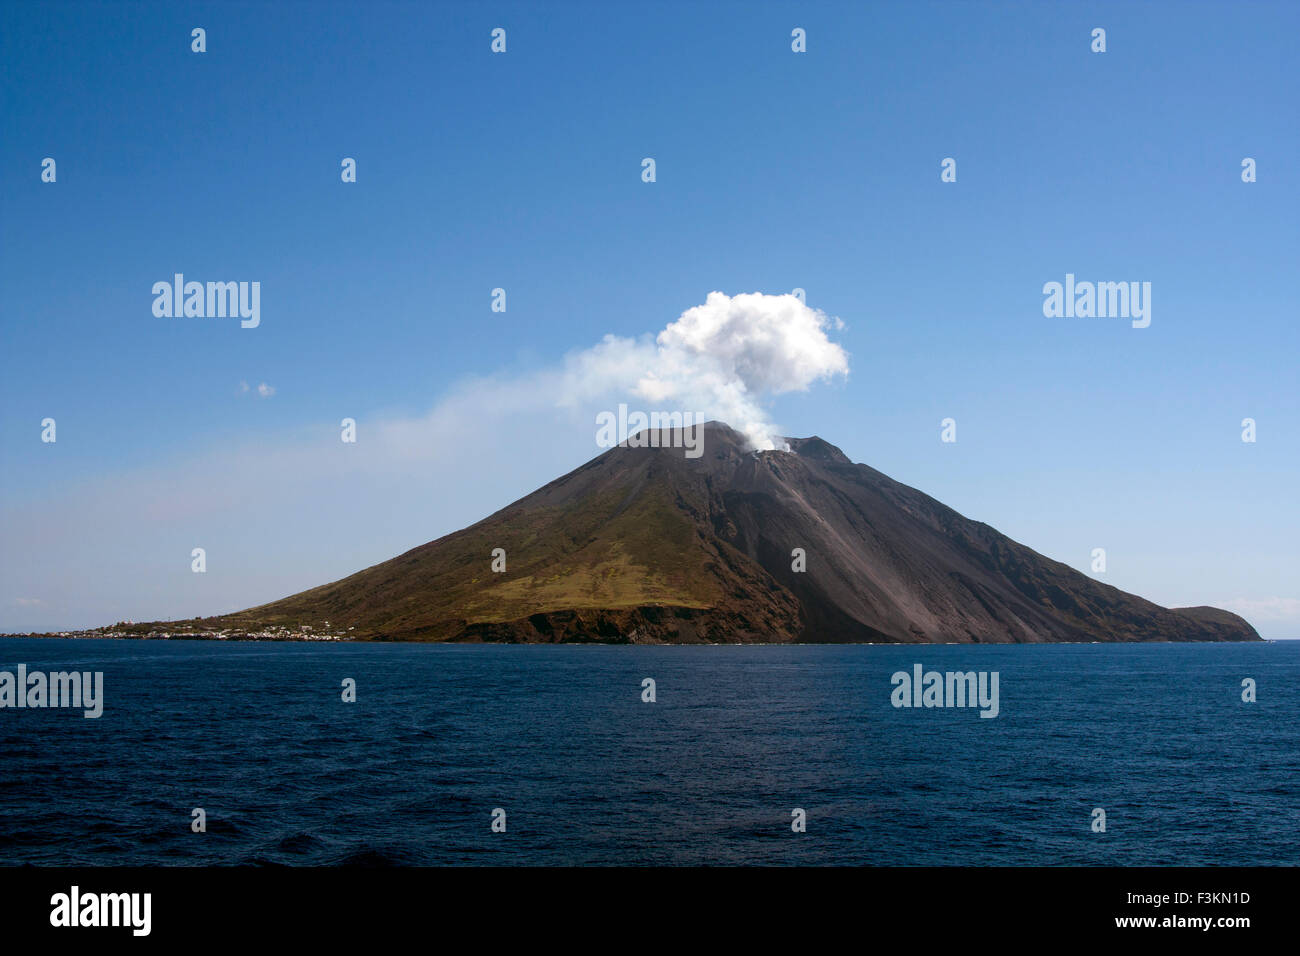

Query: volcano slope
[[192, 422, 1258, 644]]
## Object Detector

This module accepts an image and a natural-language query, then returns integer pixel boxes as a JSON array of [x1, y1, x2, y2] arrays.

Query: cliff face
[[201, 422, 1260, 644]]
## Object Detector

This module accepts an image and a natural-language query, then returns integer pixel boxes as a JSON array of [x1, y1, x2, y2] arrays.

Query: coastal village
[[16, 621, 351, 642]]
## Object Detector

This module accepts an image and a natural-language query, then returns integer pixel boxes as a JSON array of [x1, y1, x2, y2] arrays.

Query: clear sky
[[2, 1, 1296, 637]]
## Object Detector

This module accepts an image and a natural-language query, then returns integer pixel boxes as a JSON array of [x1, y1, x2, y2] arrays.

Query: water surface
[[1, 638, 1295, 865]]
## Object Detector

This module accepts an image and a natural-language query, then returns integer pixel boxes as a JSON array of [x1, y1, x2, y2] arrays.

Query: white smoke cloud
[[237, 380, 275, 398], [559, 291, 849, 449]]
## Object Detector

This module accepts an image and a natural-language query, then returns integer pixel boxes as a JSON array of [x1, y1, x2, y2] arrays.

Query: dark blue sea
[[1, 638, 1296, 866]]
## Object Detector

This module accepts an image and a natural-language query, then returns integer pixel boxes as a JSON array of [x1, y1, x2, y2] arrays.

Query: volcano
[[196, 422, 1257, 644]]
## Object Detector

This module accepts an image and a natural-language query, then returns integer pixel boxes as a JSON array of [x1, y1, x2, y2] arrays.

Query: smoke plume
[[561, 291, 850, 449]]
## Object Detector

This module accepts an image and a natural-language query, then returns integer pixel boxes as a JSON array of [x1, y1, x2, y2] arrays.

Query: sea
[[1, 638, 1296, 866]]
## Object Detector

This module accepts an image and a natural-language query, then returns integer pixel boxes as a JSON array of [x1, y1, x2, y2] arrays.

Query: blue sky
[[2, 0, 1297, 636]]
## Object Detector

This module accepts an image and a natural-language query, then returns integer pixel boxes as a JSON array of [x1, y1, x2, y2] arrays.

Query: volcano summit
[[149, 423, 1257, 644]]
